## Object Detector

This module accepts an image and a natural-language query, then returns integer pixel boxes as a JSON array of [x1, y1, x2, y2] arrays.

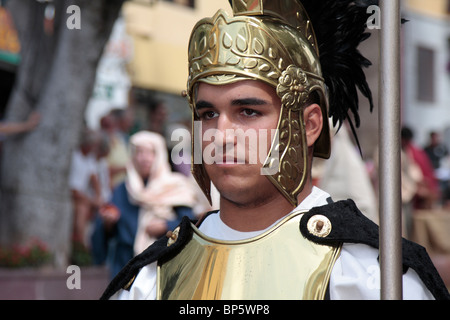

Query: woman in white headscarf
[[92, 131, 196, 278], [128, 131, 196, 254]]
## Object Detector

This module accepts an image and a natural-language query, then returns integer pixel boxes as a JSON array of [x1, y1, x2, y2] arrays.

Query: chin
[[206, 163, 273, 198], [214, 178, 276, 208]]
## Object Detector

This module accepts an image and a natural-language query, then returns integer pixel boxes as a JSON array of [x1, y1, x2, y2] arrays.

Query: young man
[[101, 0, 450, 300]]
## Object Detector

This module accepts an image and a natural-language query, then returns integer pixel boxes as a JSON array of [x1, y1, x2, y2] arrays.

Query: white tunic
[[112, 187, 434, 300]]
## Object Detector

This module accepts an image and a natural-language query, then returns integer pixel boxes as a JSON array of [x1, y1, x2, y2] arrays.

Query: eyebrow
[[195, 98, 268, 110], [195, 100, 215, 111], [231, 98, 268, 106]]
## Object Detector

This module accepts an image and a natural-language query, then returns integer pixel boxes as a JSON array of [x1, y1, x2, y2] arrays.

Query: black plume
[[301, 0, 376, 144]]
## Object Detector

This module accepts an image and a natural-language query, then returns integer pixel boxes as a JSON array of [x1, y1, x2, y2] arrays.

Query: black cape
[[100, 199, 450, 300]]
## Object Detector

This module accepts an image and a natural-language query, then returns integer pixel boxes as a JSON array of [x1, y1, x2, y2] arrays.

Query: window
[[416, 46, 435, 103]]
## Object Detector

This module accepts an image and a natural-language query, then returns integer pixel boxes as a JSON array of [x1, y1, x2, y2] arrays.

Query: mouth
[[218, 155, 246, 165]]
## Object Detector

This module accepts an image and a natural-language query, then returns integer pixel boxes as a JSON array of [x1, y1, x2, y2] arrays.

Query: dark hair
[[305, 91, 321, 107], [401, 127, 414, 141]]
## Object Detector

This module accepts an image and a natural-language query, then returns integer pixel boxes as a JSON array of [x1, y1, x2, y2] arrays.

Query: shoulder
[[110, 262, 158, 300], [301, 199, 450, 300], [331, 242, 435, 299], [300, 199, 379, 247], [100, 210, 220, 300], [100, 215, 196, 300]]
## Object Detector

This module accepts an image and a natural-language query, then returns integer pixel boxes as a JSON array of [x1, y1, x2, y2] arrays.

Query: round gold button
[[307, 215, 332, 238], [166, 226, 180, 246]]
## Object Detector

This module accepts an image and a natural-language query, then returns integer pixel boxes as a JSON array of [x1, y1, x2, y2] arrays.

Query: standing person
[[102, 0, 449, 300], [400, 145, 423, 239], [314, 122, 379, 224], [424, 131, 448, 170], [402, 127, 440, 209], [106, 108, 133, 188], [92, 131, 196, 279], [146, 98, 168, 136], [110, 108, 134, 144], [69, 129, 102, 246], [93, 131, 113, 207]]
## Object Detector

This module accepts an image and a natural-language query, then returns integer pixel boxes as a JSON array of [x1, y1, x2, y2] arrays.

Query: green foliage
[[70, 240, 92, 267]]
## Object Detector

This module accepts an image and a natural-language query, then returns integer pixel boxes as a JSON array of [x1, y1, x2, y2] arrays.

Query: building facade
[[402, 0, 450, 147]]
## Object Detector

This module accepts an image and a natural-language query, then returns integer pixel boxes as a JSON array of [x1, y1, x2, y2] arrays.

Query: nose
[[216, 113, 237, 147]]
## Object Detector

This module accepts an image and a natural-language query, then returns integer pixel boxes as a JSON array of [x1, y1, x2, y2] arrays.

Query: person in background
[[313, 122, 378, 225], [402, 127, 440, 209], [69, 129, 102, 246], [146, 99, 168, 136], [424, 131, 448, 170], [94, 131, 113, 209], [105, 108, 134, 188], [91, 131, 196, 279]]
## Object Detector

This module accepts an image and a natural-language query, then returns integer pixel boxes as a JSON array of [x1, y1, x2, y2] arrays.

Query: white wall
[[402, 10, 450, 147]]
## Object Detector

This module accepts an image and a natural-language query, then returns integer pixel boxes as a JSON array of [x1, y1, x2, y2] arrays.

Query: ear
[[303, 103, 323, 148]]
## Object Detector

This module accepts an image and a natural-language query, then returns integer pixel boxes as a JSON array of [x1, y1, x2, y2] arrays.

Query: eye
[[199, 110, 218, 120], [241, 108, 261, 117]]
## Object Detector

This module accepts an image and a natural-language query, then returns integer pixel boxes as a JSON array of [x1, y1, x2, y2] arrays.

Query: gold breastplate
[[157, 211, 342, 300]]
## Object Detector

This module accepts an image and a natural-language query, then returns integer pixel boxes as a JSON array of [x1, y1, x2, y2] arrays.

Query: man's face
[[195, 80, 282, 207], [132, 145, 155, 179]]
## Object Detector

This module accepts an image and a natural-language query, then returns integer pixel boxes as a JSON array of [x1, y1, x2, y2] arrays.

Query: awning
[[0, 6, 20, 68]]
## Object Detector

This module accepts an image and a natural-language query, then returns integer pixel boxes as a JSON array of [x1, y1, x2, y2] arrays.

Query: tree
[[0, 0, 125, 268]]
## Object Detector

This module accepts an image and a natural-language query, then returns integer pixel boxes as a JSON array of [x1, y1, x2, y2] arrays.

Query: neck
[[219, 182, 313, 232]]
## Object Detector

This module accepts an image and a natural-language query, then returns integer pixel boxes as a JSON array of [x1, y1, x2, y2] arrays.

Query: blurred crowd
[[399, 126, 450, 239], [313, 122, 450, 242], [401, 127, 448, 209], [67, 103, 212, 278]]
